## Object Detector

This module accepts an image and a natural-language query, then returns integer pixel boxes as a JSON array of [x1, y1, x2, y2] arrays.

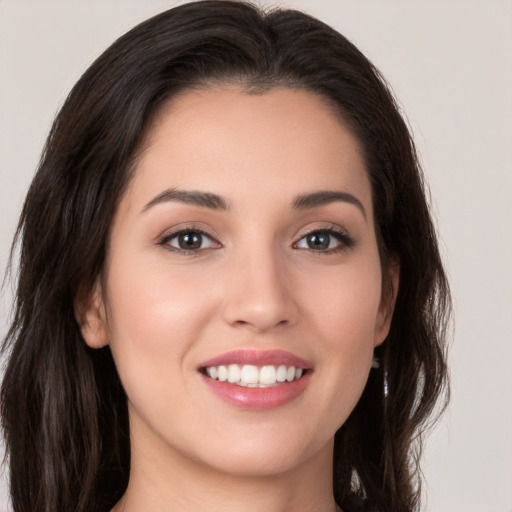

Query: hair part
[[1, 2, 450, 511]]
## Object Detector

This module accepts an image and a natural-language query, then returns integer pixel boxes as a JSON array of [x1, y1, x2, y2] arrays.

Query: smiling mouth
[[201, 364, 306, 388]]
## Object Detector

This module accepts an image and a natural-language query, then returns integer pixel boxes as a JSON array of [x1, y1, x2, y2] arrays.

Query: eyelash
[[157, 225, 355, 255]]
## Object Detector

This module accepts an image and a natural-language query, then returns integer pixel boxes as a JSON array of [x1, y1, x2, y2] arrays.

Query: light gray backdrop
[[1, 1, 511, 511]]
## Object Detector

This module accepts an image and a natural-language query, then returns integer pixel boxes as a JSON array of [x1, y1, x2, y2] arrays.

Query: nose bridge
[[221, 237, 297, 332]]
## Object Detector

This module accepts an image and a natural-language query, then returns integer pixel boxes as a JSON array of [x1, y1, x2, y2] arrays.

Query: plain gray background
[[1, 1, 511, 511]]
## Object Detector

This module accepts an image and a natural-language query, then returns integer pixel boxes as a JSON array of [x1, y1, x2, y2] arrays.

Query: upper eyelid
[[158, 225, 220, 243], [294, 224, 350, 240]]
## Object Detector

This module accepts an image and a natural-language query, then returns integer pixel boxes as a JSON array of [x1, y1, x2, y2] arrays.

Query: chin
[[188, 422, 335, 478], [201, 446, 311, 477]]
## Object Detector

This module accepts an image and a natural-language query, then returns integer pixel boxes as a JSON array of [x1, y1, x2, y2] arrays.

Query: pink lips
[[198, 349, 313, 410], [200, 349, 311, 369]]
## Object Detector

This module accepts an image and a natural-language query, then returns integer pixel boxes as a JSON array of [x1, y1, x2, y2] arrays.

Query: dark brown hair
[[1, 2, 450, 511]]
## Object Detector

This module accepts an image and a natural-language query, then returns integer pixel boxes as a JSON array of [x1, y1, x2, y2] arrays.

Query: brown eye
[[294, 229, 355, 252], [161, 229, 219, 252], [306, 233, 330, 250], [176, 232, 203, 250]]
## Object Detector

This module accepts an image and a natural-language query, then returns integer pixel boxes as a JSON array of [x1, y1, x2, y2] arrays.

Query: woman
[[1, 1, 450, 511]]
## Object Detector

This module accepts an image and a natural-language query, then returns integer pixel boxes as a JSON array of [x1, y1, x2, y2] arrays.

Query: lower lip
[[201, 373, 312, 410]]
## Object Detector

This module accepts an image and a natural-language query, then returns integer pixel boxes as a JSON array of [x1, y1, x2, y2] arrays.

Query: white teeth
[[286, 366, 296, 382], [205, 363, 305, 387], [240, 365, 259, 384], [227, 364, 241, 383], [276, 365, 287, 382], [259, 365, 277, 385], [217, 365, 228, 382]]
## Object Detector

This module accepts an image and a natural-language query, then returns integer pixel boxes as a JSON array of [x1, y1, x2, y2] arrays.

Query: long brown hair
[[1, 2, 450, 511]]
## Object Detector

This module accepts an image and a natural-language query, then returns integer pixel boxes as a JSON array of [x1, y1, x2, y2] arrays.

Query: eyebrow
[[292, 190, 367, 219], [142, 187, 366, 219], [142, 188, 230, 212]]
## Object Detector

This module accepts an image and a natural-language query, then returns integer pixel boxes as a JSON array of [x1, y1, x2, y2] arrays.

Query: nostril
[[230, 317, 290, 333], [221, 274, 299, 332]]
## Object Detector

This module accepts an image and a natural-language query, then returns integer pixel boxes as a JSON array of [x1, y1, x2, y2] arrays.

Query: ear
[[374, 259, 400, 347], [74, 278, 109, 349]]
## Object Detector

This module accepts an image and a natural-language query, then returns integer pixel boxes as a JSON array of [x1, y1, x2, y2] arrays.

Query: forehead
[[126, 87, 372, 214]]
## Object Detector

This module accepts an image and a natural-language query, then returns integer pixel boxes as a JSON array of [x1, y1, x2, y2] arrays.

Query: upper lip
[[199, 349, 312, 370]]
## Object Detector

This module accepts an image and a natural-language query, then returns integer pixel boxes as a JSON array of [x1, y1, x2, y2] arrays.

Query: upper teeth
[[206, 364, 303, 388]]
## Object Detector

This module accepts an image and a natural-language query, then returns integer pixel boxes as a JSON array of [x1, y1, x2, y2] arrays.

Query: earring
[[384, 368, 389, 398], [371, 355, 389, 397]]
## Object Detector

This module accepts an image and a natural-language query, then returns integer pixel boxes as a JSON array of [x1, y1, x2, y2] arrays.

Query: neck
[[112, 426, 338, 512]]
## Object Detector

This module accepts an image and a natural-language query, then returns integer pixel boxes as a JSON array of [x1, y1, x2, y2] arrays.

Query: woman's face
[[83, 87, 396, 478]]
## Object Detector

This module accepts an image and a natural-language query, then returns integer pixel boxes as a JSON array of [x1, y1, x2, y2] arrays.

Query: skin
[[81, 87, 398, 512]]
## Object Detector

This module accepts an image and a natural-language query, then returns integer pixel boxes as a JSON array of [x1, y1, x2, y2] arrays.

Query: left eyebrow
[[292, 190, 367, 220]]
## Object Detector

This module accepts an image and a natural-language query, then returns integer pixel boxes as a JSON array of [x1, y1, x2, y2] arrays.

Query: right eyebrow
[[141, 188, 230, 213]]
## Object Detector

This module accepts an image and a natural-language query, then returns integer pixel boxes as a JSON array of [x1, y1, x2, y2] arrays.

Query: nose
[[221, 247, 298, 333]]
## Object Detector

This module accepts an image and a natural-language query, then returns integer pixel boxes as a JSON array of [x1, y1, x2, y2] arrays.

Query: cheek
[[304, 253, 383, 344], [103, 257, 217, 399], [107, 251, 215, 335], [302, 257, 382, 406]]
